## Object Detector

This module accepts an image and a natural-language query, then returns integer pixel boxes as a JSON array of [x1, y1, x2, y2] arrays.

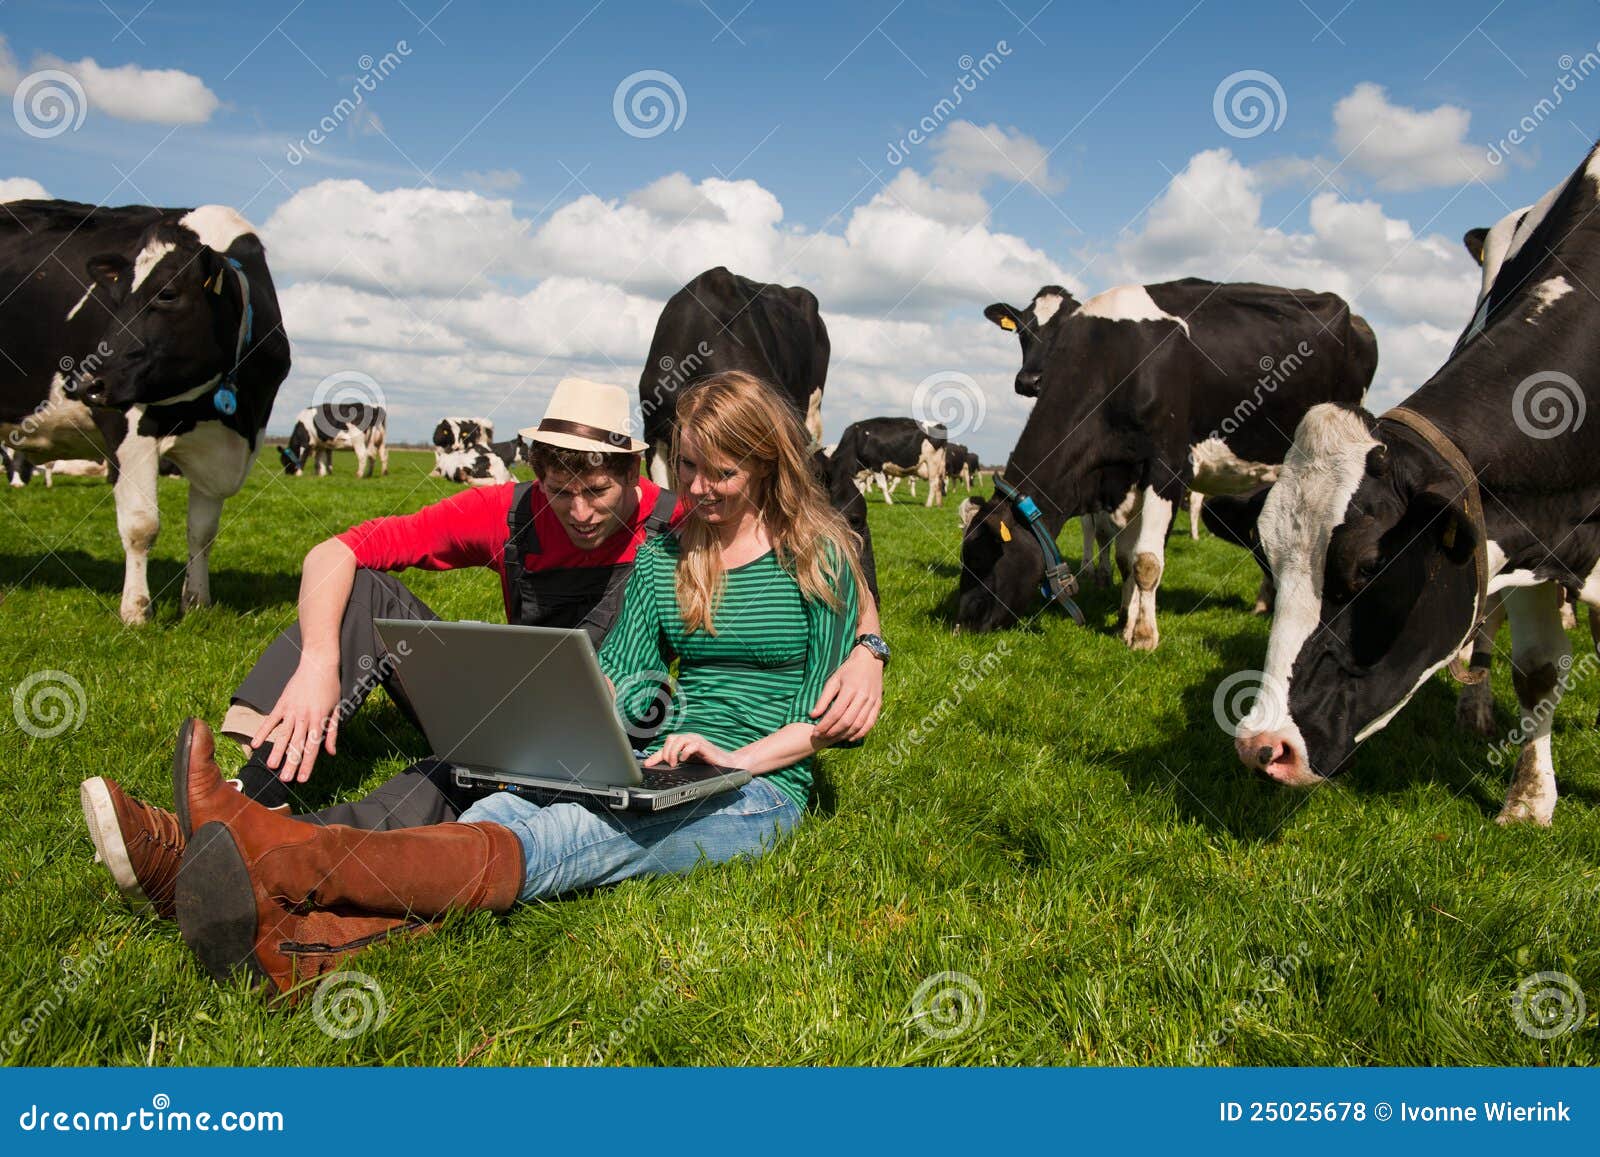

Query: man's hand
[[645, 733, 734, 768], [810, 644, 883, 743], [252, 660, 343, 783]]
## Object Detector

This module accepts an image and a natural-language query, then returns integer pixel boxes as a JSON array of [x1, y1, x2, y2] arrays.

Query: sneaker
[[79, 777, 185, 919]]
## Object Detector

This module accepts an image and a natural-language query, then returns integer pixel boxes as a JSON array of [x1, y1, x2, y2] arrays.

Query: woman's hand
[[646, 733, 734, 768], [252, 660, 343, 783], [810, 645, 883, 743]]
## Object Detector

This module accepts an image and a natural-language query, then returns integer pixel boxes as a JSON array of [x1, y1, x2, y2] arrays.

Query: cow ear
[[1415, 487, 1478, 566], [1463, 227, 1489, 266], [1365, 444, 1389, 478], [86, 254, 132, 300], [984, 303, 1020, 332], [958, 497, 982, 530]]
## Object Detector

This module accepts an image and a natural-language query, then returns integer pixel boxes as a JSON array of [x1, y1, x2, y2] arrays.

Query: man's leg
[[457, 778, 802, 902], [294, 758, 495, 831]]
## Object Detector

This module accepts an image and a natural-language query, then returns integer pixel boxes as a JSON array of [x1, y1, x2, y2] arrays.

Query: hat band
[[536, 417, 635, 450]]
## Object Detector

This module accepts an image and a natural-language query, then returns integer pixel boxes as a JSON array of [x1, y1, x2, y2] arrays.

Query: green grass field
[[2, 448, 1596, 1065]]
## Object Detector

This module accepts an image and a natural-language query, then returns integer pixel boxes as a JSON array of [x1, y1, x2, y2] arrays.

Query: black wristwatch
[[854, 633, 890, 666]]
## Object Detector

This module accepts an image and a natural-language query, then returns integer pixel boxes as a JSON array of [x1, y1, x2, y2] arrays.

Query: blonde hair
[[671, 371, 865, 634]]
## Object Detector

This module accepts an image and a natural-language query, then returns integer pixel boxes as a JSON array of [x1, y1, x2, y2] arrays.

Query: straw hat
[[518, 378, 648, 454]]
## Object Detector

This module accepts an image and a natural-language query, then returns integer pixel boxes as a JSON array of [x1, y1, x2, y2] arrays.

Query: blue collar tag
[[213, 386, 237, 415]]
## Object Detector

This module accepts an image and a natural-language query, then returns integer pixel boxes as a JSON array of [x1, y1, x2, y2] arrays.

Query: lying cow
[[0, 201, 291, 622], [1234, 141, 1600, 826], [280, 403, 388, 478], [432, 415, 494, 476], [490, 434, 528, 470], [435, 446, 511, 486], [834, 417, 949, 507], [960, 279, 1376, 648]]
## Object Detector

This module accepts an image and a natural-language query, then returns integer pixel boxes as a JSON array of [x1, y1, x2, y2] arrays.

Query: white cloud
[[0, 177, 49, 201], [1332, 82, 1497, 191], [460, 168, 523, 193], [930, 120, 1063, 194], [0, 37, 219, 124]]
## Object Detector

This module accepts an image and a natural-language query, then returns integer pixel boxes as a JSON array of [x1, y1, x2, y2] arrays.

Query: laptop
[[373, 619, 751, 812]]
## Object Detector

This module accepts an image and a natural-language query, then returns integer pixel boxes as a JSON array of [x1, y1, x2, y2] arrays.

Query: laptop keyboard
[[638, 763, 731, 789]]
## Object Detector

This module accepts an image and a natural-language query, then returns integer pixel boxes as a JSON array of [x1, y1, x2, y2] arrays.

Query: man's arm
[[251, 537, 358, 782]]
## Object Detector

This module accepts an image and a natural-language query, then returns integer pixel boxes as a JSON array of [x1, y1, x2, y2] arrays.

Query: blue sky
[[4, 0, 1598, 459]]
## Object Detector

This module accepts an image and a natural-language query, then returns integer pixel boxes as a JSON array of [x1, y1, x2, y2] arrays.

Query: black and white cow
[[490, 435, 528, 470], [2, 446, 110, 487], [1233, 142, 1600, 826], [833, 417, 948, 507], [1200, 484, 1276, 615], [945, 442, 979, 494], [281, 403, 388, 478], [959, 279, 1377, 648], [0, 201, 291, 623], [431, 415, 494, 477], [638, 266, 875, 596], [435, 446, 512, 486]]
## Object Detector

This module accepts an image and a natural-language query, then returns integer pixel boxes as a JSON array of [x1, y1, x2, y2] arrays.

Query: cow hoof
[[1251, 600, 1273, 616], [120, 599, 152, 625], [1560, 603, 1578, 631], [1494, 798, 1554, 827], [1129, 631, 1159, 652], [1455, 694, 1498, 739]]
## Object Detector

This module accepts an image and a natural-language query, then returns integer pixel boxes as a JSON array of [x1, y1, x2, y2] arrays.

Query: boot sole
[[79, 777, 155, 916], [172, 717, 196, 837], [175, 822, 270, 988]]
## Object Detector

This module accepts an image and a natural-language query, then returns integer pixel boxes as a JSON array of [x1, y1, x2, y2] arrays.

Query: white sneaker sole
[[79, 777, 154, 915]]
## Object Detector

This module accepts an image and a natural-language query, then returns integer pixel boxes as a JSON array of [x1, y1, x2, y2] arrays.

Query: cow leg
[[1095, 516, 1117, 587], [1496, 583, 1569, 826], [1455, 592, 1505, 738], [649, 442, 671, 488], [112, 428, 162, 625], [1120, 489, 1173, 652], [1560, 589, 1577, 631], [378, 433, 389, 476], [876, 472, 893, 505], [1252, 573, 1276, 616], [352, 438, 371, 480], [1188, 490, 1203, 540], [182, 487, 225, 613]]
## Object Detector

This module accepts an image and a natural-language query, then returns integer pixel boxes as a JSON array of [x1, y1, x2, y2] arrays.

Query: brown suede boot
[[254, 907, 432, 1003], [170, 719, 522, 992], [80, 777, 184, 919]]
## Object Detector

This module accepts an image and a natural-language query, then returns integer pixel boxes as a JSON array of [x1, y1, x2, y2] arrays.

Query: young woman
[[151, 370, 877, 997]]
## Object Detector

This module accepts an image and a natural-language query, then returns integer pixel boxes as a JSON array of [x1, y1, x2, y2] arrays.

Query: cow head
[[281, 422, 309, 476], [432, 419, 459, 449], [1237, 404, 1481, 786], [956, 494, 1051, 631], [984, 285, 1079, 396], [79, 222, 252, 409]]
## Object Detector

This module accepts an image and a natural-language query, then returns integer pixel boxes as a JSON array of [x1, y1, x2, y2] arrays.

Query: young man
[[81, 378, 887, 917]]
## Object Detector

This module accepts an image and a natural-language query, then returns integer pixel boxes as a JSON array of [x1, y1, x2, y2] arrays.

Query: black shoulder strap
[[502, 481, 540, 615], [643, 488, 677, 537]]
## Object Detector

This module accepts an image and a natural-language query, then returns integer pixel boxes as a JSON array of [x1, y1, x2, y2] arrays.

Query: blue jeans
[[457, 777, 803, 903]]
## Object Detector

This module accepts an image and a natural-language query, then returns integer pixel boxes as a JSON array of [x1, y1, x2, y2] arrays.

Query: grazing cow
[[638, 266, 876, 596], [1233, 142, 1600, 826], [945, 442, 979, 494], [834, 418, 949, 507], [960, 279, 1376, 647], [280, 403, 388, 478], [0, 201, 291, 623], [434, 446, 511, 486]]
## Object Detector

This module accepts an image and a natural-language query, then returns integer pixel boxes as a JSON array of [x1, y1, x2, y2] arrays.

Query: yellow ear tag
[[999, 521, 1012, 542], [209, 271, 225, 295], [1442, 522, 1457, 550], [999, 316, 1018, 331]]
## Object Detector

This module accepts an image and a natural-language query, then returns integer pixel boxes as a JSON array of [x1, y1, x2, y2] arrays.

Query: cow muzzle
[[1234, 729, 1325, 788]]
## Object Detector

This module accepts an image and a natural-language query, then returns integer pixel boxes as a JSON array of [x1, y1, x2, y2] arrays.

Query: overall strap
[[501, 480, 540, 619], [642, 488, 677, 536]]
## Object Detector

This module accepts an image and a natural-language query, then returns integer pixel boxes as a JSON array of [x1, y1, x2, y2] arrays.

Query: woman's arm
[[809, 588, 883, 742], [647, 722, 824, 774]]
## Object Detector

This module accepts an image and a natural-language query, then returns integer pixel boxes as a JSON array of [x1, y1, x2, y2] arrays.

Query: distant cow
[[435, 446, 511, 487], [281, 403, 388, 478], [638, 266, 875, 597], [0, 201, 291, 622], [960, 279, 1376, 649], [490, 435, 528, 470], [834, 418, 949, 507], [432, 416, 495, 477], [944, 442, 977, 494]]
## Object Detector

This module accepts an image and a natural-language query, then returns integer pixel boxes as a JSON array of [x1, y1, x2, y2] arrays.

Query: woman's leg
[[457, 779, 802, 903]]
